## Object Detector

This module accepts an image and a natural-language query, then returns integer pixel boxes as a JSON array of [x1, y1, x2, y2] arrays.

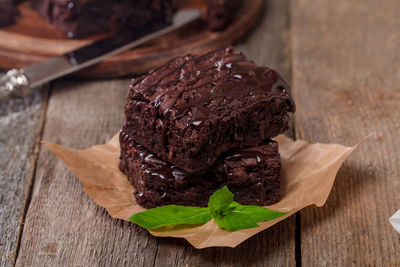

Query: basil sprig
[[130, 186, 286, 231]]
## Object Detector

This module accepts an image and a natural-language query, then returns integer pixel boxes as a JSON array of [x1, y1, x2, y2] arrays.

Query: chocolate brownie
[[124, 46, 295, 172], [30, 0, 177, 38], [204, 0, 242, 30], [119, 129, 281, 209], [0, 0, 19, 28]]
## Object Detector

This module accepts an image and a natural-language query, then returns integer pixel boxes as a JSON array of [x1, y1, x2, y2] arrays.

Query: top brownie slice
[[124, 46, 295, 172]]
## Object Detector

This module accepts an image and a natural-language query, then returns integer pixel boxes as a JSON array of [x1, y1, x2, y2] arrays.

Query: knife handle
[[0, 69, 30, 99]]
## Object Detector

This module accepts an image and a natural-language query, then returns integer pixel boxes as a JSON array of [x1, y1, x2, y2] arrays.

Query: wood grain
[[0, 0, 262, 78], [14, 80, 163, 266], [15, 0, 296, 266], [291, 0, 400, 265], [0, 85, 47, 267]]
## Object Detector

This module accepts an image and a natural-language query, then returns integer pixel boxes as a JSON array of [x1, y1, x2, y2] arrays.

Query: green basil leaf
[[129, 205, 212, 229], [208, 186, 234, 217], [233, 204, 287, 222], [214, 211, 259, 231], [129, 187, 287, 232], [229, 201, 287, 222]]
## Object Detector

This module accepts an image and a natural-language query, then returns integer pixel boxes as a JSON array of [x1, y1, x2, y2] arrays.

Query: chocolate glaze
[[121, 129, 198, 184], [132, 47, 295, 126], [224, 142, 280, 165], [119, 130, 281, 208]]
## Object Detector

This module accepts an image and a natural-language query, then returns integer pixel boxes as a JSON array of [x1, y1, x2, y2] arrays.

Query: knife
[[0, 9, 201, 99]]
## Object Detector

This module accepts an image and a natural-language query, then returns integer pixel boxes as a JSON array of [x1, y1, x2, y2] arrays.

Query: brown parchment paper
[[42, 133, 368, 249]]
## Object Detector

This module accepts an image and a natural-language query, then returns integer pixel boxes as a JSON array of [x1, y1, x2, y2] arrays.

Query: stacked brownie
[[120, 46, 295, 208]]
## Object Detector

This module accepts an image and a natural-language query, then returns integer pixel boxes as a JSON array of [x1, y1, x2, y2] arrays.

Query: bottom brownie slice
[[119, 130, 281, 209]]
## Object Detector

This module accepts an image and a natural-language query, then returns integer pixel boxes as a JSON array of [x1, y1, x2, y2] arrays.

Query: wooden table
[[1, 0, 399, 266]]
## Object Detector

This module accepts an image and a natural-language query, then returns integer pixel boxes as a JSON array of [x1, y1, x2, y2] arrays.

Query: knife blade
[[0, 9, 201, 99]]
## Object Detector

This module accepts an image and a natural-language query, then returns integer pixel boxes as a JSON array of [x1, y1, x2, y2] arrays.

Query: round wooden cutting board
[[0, 0, 262, 78]]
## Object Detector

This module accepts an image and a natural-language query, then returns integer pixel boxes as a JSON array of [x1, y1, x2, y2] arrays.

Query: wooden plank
[[153, 0, 297, 266], [0, 86, 47, 267], [15, 80, 159, 266], [291, 0, 400, 265]]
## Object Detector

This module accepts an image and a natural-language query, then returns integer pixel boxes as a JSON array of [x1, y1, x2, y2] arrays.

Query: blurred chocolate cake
[[29, 0, 177, 38], [0, 0, 243, 38]]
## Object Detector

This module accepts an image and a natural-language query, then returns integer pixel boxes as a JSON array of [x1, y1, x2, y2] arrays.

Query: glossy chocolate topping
[[130, 47, 295, 129], [224, 141, 280, 166], [121, 130, 190, 184]]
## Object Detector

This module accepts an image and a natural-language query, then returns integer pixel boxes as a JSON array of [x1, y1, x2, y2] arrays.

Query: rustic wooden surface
[[291, 0, 400, 265], [15, 80, 163, 266], [12, 1, 296, 266], [0, 86, 47, 267], [0, 0, 262, 78], [1, 0, 399, 266]]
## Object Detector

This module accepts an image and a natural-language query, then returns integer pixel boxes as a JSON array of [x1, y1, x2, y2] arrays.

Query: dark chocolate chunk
[[119, 130, 281, 209], [124, 46, 295, 172]]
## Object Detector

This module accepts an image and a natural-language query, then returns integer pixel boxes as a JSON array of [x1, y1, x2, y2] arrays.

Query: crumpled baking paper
[[42, 133, 368, 248], [390, 210, 400, 234]]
